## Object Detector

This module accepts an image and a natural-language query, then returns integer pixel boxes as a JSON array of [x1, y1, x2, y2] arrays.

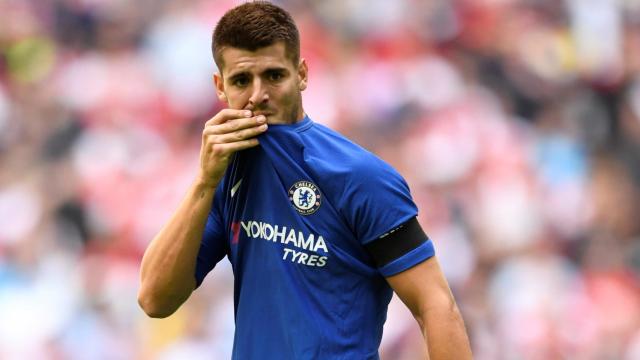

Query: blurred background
[[1, 0, 640, 359]]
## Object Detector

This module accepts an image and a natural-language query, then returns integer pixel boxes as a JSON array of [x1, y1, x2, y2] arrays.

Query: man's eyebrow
[[227, 71, 250, 80], [226, 67, 290, 80], [263, 67, 289, 74]]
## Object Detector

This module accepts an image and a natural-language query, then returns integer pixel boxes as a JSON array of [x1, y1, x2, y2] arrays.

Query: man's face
[[214, 42, 307, 125]]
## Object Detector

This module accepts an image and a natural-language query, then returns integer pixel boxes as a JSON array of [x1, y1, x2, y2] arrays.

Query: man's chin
[[266, 113, 304, 125], [265, 115, 289, 125]]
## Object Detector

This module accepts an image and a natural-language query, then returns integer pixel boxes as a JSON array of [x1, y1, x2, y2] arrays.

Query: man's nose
[[248, 78, 269, 108]]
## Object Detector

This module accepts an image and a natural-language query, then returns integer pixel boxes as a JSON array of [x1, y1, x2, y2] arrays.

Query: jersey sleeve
[[342, 158, 435, 277], [194, 183, 228, 288]]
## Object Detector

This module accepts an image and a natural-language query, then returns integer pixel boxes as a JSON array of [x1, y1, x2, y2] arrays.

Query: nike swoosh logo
[[231, 179, 243, 198]]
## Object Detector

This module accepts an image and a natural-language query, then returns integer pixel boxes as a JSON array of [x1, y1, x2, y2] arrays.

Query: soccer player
[[138, 2, 472, 359]]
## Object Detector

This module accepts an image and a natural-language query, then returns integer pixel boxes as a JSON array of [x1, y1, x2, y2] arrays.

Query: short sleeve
[[342, 158, 435, 276], [194, 184, 228, 287]]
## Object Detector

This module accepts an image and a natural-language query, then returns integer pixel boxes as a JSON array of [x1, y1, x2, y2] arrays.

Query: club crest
[[289, 181, 321, 215]]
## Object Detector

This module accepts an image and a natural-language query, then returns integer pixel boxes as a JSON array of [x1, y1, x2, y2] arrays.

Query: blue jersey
[[195, 115, 435, 359]]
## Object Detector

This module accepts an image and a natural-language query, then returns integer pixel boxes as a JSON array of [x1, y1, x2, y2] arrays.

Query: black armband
[[364, 217, 428, 268]]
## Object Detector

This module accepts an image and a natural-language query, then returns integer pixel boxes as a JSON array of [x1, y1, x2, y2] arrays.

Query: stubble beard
[[284, 91, 303, 124], [253, 87, 303, 125]]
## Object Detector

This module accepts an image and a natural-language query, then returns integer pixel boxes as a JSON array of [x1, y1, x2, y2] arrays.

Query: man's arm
[[137, 178, 215, 318], [386, 257, 472, 359], [137, 110, 267, 318]]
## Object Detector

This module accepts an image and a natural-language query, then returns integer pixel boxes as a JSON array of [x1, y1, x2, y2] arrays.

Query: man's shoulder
[[302, 121, 405, 196], [303, 121, 389, 173]]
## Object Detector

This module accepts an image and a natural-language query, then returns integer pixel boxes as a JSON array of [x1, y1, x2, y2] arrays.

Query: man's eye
[[268, 72, 283, 81], [233, 77, 249, 87]]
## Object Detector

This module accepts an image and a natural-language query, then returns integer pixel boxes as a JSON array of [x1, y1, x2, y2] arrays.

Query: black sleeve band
[[364, 217, 429, 268]]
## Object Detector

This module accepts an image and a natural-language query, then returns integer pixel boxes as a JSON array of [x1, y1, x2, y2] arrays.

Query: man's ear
[[298, 58, 308, 91], [214, 73, 227, 102]]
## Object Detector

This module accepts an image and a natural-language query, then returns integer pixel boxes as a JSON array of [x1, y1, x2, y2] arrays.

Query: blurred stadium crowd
[[1, 0, 640, 359]]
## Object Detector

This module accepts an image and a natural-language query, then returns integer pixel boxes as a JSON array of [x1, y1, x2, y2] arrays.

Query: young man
[[138, 2, 472, 359]]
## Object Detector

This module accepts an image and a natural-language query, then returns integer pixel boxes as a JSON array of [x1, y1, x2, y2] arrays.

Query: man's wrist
[[195, 173, 221, 189]]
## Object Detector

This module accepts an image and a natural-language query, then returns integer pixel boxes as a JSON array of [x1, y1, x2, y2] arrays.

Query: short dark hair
[[212, 1, 300, 71]]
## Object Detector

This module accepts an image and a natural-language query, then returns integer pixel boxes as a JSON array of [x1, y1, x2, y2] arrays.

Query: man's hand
[[138, 109, 267, 318], [198, 109, 268, 187]]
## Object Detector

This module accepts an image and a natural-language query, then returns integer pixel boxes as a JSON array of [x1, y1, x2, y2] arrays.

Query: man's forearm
[[420, 302, 472, 359], [138, 177, 217, 318]]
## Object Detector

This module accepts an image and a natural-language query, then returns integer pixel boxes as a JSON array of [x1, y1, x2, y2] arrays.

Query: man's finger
[[220, 138, 261, 153], [205, 109, 253, 126], [204, 115, 266, 135], [210, 124, 268, 144]]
